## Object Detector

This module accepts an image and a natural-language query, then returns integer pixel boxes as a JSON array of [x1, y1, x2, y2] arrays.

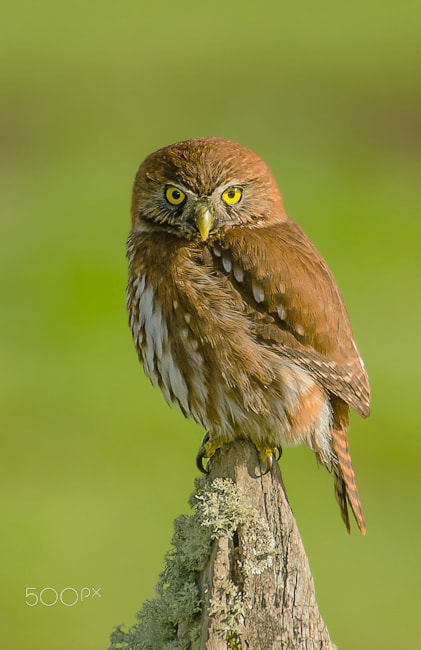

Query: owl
[[126, 138, 370, 534]]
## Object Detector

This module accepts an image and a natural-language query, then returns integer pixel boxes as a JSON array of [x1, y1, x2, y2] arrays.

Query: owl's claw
[[261, 453, 273, 475], [196, 432, 226, 474], [258, 445, 282, 475], [196, 432, 210, 474], [197, 436, 282, 475]]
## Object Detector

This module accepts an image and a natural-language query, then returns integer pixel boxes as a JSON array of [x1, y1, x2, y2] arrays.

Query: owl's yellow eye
[[165, 186, 186, 205], [222, 187, 242, 205]]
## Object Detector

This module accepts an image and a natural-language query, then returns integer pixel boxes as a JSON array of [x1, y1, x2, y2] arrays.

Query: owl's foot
[[196, 432, 226, 474], [256, 445, 283, 475], [196, 434, 282, 474]]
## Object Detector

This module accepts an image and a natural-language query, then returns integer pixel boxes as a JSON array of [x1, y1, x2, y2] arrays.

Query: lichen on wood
[[110, 438, 336, 650]]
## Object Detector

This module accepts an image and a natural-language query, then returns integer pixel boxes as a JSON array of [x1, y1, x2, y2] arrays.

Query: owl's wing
[[208, 220, 370, 418]]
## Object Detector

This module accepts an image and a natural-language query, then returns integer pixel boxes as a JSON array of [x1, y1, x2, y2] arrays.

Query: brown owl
[[126, 138, 370, 534]]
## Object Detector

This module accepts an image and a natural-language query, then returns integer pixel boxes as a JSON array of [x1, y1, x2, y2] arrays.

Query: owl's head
[[131, 138, 286, 240]]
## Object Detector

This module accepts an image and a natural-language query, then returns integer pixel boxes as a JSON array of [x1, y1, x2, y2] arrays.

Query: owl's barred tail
[[331, 427, 366, 535]]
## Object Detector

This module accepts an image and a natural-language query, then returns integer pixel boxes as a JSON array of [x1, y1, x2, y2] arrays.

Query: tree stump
[[110, 438, 336, 650]]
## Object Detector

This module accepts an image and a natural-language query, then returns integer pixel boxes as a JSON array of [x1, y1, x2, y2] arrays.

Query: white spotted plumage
[[222, 255, 232, 273], [233, 263, 244, 282], [277, 305, 286, 320], [130, 273, 208, 421], [252, 279, 265, 303], [128, 267, 333, 462]]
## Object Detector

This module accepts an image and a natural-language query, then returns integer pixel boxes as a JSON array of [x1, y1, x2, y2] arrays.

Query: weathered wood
[[109, 438, 336, 650], [196, 438, 336, 649]]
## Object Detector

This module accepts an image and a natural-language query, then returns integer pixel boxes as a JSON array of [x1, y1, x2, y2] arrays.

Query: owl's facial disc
[[162, 183, 216, 239], [134, 173, 254, 239]]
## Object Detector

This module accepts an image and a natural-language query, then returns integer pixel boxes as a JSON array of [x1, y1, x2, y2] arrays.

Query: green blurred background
[[1, 1, 420, 648]]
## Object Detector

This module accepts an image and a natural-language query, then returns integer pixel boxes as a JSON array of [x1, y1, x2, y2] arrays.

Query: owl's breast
[[126, 233, 260, 429], [127, 232, 332, 450], [127, 264, 211, 427]]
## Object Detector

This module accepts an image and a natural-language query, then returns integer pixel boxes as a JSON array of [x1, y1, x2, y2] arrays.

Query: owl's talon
[[257, 445, 278, 475], [196, 432, 225, 474], [196, 431, 210, 473], [261, 453, 273, 475], [196, 454, 209, 474], [196, 445, 210, 474]]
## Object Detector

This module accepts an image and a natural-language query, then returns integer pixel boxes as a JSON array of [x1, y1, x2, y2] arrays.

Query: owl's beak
[[194, 203, 214, 241]]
